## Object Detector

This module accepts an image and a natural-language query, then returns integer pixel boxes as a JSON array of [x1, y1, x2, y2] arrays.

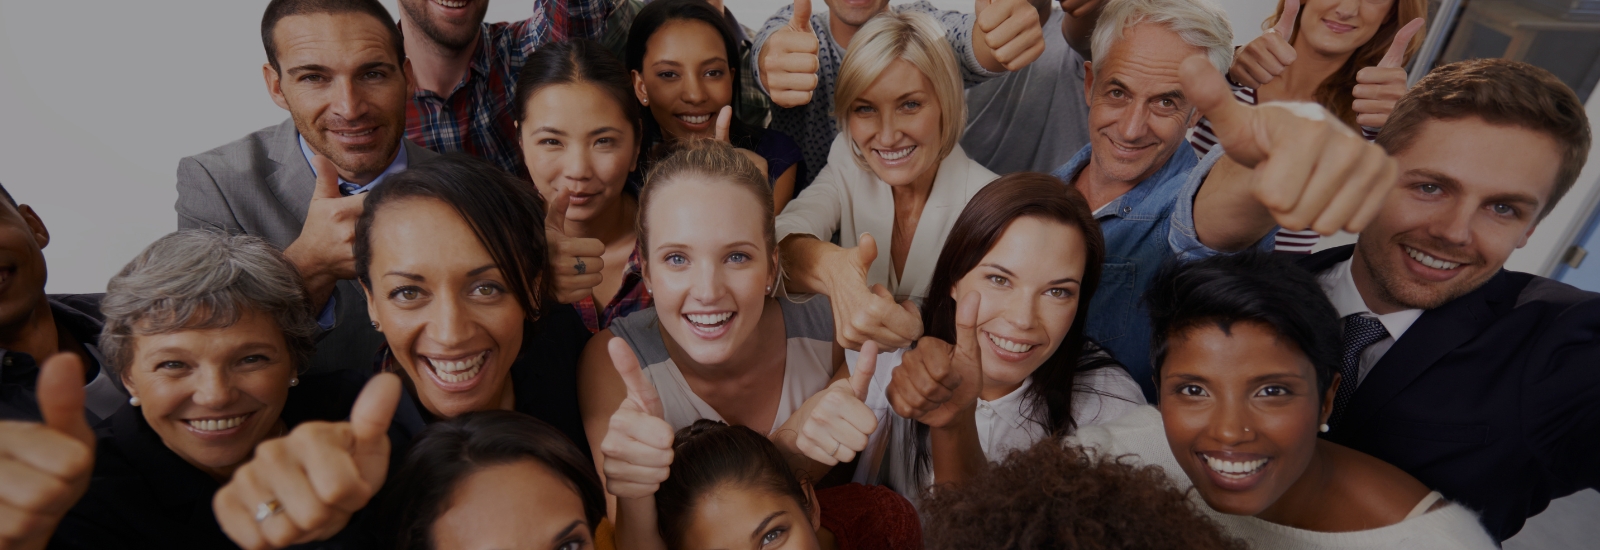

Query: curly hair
[[921, 439, 1245, 550]]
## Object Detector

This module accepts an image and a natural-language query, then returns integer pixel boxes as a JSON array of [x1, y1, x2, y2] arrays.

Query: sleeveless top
[[609, 296, 837, 433]]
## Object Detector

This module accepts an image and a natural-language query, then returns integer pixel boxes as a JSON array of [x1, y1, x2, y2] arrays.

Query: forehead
[[1393, 117, 1563, 206], [980, 216, 1087, 277], [1162, 322, 1314, 382], [273, 12, 399, 68], [435, 461, 586, 546], [131, 308, 286, 355], [645, 178, 767, 250], [527, 82, 633, 130], [681, 485, 802, 547], [1098, 22, 1205, 92], [646, 19, 727, 61], [369, 197, 496, 272], [858, 58, 935, 102]]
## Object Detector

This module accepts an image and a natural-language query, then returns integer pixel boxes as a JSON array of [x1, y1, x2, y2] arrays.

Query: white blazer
[[776, 134, 1000, 301]]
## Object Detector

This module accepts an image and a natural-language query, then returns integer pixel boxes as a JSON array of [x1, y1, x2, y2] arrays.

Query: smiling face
[[521, 82, 639, 222], [845, 58, 945, 188], [0, 200, 49, 333], [642, 177, 777, 366], [431, 460, 595, 550], [399, 0, 489, 51], [679, 484, 821, 550], [637, 19, 734, 141], [266, 12, 410, 184], [122, 309, 295, 479], [1294, 0, 1393, 58], [364, 197, 524, 419], [1353, 117, 1559, 313], [1083, 22, 1202, 187], [1157, 322, 1333, 517], [949, 217, 1087, 400]]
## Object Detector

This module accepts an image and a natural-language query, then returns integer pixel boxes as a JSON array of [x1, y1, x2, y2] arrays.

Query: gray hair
[[1090, 0, 1234, 81], [99, 231, 319, 379]]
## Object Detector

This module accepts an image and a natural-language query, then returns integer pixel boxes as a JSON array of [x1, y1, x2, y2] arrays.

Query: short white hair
[[1090, 0, 1234, 81]]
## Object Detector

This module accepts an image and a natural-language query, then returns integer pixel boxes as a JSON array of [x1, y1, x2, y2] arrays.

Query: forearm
[[928, 408, 987, 487], [1192, 157, 1279, 252], [779, 235, 843, 295], [614, 496, 667, 550], [1062, 8, 1100, 58], [287, 252, 341, 312]]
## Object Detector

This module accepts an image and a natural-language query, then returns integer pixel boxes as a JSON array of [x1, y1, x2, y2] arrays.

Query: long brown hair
[[1268, 0, 1426, 128], [921, 172, 1107, 436]]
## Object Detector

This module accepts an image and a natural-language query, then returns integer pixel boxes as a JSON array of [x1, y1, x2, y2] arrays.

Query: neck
[[1073, 160, 1142, 212], [1261, 42, 1351, 102], [829, 8, 888, 49], [890, 161, 940, 206], [337, 145, 401, 186], [400, 11, 480, 95], [1349, 243, 1408, 315], [566, 192, 638, 247], [1254, 439, 1336, 528], [0, 295, 60, 361]]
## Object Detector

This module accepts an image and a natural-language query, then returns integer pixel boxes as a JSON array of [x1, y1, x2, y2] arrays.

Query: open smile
[[985, 331, 1041, 361], [421, 350, 490, 391], [676, 113, 713, 127], [873, 145, 917, 166], [182, 411, 254, 439], [1198, 451, 1272, 491], [683, 311, 735, 339]]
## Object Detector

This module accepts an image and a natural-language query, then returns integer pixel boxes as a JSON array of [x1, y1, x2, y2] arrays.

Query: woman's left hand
[[714, 106, 770, 179], [1353, 18, 1425, 129]]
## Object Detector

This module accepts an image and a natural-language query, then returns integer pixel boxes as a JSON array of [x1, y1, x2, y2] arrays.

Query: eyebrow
[[467, 263, 499, 277], [980, 263, 1080, 285], [285, 60, 396, 76], [383, 263, 497, 281], [549, 520, 585, 545], [1103, 77, 1185, 101], [1247, 372, 1306, 385], [651, 241, 762, 251], [750, 511, 786, 540]]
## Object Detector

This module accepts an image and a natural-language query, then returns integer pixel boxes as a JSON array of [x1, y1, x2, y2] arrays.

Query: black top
[[0, 294, 120, 422], [1302, 245, 1600, 542], [50, 370, 386, 550]]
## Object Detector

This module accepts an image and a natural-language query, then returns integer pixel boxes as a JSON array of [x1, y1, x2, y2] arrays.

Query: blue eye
[[728, 252, 751, 263], [664, 253, 688, 266], [760, 527, 786, 546]]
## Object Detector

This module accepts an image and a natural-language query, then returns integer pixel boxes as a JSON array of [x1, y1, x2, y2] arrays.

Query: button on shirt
[[1316, 257, 1424, 385]]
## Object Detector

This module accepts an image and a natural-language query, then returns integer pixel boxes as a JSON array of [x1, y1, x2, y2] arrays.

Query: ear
[[801, 477, 822, 532], [17, 205, 49, 250], [362, 280, 380, 329], [1081, 61, 1095, 108], [264, 63, 290, 112], [633, 70, 649, 105], [1320, 372, 1341, 425], [402, 57, 416, 91]]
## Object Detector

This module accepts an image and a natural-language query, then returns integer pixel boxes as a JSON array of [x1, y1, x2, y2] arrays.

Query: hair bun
[[672, 419, 732, 450]]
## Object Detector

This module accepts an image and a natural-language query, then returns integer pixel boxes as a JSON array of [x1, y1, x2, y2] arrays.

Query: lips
[[1322, 19, 1356, 33], [421, 351, 489, 391], [683, 311, 735, 339], [327, 127, 379, 147], [1403, 245, 1461, 270], [677, 113, 712, 125], [186, 414, 249, 432], [1198, 452, 1272, 491], [872, 145, 918, 168], [432, 0, 470, 9], [985, 332, 1041, 363]]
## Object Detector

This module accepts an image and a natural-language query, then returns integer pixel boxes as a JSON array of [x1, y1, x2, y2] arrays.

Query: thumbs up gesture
[[599, 338, 675, 500], [545, 188, 607, 305], [790, 341, 883, 465], [974, 0, 1045, 72], [214, 373, 402, 550], [0, 355, 95, 550], [823, 233, 924, 351], [888, 292, 983, 428], [715, 106, 771, 179], [1353, 18, 1425, 129], [283, 155, 367, 309], [1229, 0, 1301, 89], [759, 0, 822, 109], [1185, 56, 1398, 236]]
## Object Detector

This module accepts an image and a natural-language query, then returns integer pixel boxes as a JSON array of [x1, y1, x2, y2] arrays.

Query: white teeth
[[1404, 246, 1461, 270], [686, 312, 733, 326], [187, 414, 247, 432], [429, 352, 487, 384], [679, 114, 711, 124], [336, 128, 375, 137], [1203, 455, 1268, 476], [986, 333, 1035, 354], [876, 146, 915, 161], [433, 0, 468, 8]]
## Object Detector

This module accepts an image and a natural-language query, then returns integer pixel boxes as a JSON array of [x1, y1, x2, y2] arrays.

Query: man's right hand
[[759, 0, 821, 109], [599, 339, 674, 500], [0, 355, 95, 550], [283, 155, 366, 308], [821, 233, 923, 351], [545, 189, 606, 305], [1229, 0, 1300, 89]]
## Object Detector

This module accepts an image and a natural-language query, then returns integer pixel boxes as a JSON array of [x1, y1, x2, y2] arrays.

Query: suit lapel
[[266, 118, 315, 227]]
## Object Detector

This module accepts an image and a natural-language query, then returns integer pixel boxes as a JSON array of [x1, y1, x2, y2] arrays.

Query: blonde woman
[[776, 11, 999, 352]]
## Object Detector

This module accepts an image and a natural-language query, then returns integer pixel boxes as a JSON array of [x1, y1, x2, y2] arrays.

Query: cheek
[[909, 111, 943, 146], [847, 117, 877, 148]]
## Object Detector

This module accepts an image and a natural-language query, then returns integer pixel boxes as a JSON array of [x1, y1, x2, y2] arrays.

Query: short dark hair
[[378, 411, 606, 550], [512, 38, 642, 142], [354, 154, 552, 319], [1144, 252, 1341, 400], [261, 0, 405, 73], [921, 440, 1246, 550], [656, 420, 812, 549], [1377, 59, 1591, 220]]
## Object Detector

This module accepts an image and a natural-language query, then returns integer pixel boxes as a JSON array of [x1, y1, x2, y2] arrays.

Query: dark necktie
[[1329, 314, 1389, 429], [338, 182, 363, 196]]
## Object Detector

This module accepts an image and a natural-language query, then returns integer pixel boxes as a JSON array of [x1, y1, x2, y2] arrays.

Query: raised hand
[[599, 338, 674, 500], [0, 355, 95, 550], [544, 189, 606, 305], [1185, 56, 1397, 235], [1353, 18, 1425, 129], [213, 373, 402, 550], [282, 155, 366, 308], [758, 0, 822, 109], [825, 233, 923, 350], [1229, 0, 1300, 89], [975, 0, 1046, 72], [1057, 0, 1105, 18], [888, 292, 982, 428], [791, 341, 882, 466], [715, 106, 770, 179]]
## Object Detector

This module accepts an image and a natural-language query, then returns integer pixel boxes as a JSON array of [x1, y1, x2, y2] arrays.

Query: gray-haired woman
[[49, 231, 381, 549]]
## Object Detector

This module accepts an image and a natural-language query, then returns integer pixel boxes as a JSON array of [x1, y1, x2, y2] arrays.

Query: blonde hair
[[637, 139, 776, 257], [833, 11, 966, 169], [1091, 0, 1234, 80]]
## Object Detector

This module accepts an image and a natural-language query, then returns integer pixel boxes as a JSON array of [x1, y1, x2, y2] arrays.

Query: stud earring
[[1243, 427, 1251, 433], [766, 285, 773, 294], [290, 377, 300, 388], [1320, 423, 1330, 433], [129, 396, 141, 407], [371, 321, 380, 331]]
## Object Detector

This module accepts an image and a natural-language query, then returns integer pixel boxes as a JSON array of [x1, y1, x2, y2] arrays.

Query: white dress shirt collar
[[1318, 257, 1425, 343]]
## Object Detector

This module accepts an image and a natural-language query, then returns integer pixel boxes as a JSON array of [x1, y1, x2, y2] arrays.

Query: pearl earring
[[766, 285, 773, 295], [129, 396, 141, 407], [370, 321, 379, 330], [1320, 423, 1330, 433], [290, 377, 300, 388]]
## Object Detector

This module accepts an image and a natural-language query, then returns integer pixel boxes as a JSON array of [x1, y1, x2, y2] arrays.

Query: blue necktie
[[1329, 314, 1388, 429]]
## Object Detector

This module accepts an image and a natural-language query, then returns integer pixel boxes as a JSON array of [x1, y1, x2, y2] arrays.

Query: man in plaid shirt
[[398, 0, 613, 178]]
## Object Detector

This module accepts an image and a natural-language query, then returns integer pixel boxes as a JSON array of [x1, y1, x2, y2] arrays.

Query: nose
[[1427, 202, 1476, 247], [1331, 0, 1359, 18], [1001, 291, 1038, 331], [682, 73, 706, 105], [1207, 397, 1257, 446], [688, 261, 726, 305], [330, 76, 369, 122], [561, 148, 595, 183], [1115, 102, 1151, 143], [877, 111, 905, 148], [425, 293, 479, 349], [191, 366, 238, 410]]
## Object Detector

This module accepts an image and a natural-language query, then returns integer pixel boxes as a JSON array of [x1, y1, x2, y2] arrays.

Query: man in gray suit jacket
[[176, 0, 436, 374]]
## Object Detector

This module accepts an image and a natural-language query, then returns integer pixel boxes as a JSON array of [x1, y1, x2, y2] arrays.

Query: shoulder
[[949, 145, 1000, 190], [182, 121, 288, 177], [780, 294, 835, 341], [1071, 366, 1148, 426], [1319, 440, 1434, 528]]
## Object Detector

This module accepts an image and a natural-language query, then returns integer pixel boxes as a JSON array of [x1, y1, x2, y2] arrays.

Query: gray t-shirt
[[961, 10, 1090, 175]]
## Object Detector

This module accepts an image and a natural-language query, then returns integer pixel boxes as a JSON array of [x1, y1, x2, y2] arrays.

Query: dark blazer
[[176, 118, 438, 376], [1302, 245, 1600, 542]]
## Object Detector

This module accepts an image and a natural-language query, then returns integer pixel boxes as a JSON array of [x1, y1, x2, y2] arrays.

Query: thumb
[[1272, 0, 1300, 38], [854, 233, 879, 271], [310, 154, 343, 199], [851, 341, 879, 400], [1181, 56, 1264, 163], [545, 188, 572, 233], [714, 105, 733, 142], [1378, 18, 1425, 69], [37, 354, 93, 446], [349, 372, 402, 451], [952, 292, 981, 367], [792, 0, 812, 32], [609, 338, 663, 418]]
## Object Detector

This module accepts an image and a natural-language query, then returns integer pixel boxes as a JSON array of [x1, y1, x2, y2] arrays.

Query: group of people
[[0, 0, 1595, 548]]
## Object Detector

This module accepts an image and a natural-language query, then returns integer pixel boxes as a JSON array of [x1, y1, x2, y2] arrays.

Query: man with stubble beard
[[177, 0, 436, 376]]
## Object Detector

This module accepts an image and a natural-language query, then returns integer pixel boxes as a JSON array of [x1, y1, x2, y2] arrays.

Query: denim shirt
[[1052, 145, 1274, 400]]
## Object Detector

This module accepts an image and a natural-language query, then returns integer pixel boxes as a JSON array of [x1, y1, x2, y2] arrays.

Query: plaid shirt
[[404, 0, 612, 178], [576, 247, 650, 333]]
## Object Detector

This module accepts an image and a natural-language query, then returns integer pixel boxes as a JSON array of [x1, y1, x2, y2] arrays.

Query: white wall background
[[1, 0, 1571, 295]]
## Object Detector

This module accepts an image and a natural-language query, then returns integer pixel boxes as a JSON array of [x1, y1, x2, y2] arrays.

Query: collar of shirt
[[1318, 257, 1424, 341], [298, 134, 409, 195], [1, 298, 106, 387], [1052, 143, 1200, 222], [976, 376, 1035, 425]]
